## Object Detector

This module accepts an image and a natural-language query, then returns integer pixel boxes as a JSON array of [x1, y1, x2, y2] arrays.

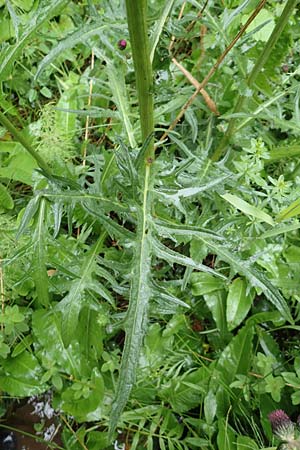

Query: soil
[[0, 395, 62, 450]]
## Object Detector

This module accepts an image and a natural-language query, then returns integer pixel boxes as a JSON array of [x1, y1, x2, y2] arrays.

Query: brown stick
[[159, 0, 267, 143], [172, 57, 220, 115]]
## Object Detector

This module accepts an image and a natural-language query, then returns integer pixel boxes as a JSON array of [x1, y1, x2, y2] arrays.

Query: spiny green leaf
[[152, 237, 226, 279], [199, 238, 293, 324], [107, 63, 137, 148], [17, 195, 41, 239], [0, 0, 69, 80], [35, 22, 113, 80], [32, 198, 50, 307], [109, 221, 152, 436], [154, 219, 224, 242], [83, 204, 135, 240], [55, 235, 108, 346], [149, 0, 176, 63]]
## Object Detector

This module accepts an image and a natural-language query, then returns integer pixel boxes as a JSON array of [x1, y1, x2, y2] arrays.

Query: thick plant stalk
[[108, 0, 154, 439], [125, 0, 154, 157], [212, 0, 298, 161], [0, 110, 52, 177]]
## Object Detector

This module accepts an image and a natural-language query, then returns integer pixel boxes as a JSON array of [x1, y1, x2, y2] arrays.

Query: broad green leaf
[[0, 0, 69, 80], [0, 341, 10, 358], [242, 9, 275, 42], [55, 72, 79, 140], [226, 277, 254, 331], [215, 323, 254, 386], [221, 193, 274, 225], [217, 418, 236, 450], [276, 198, 300, 221], [83, 203, 134, 241], [159, 368, 209, 413], [43, 191, 128, 214], [204, 291, 228, 340], [285, 245, 300, 263], [154, 219, 224, 241], [59, 368, 104, 421], [0, 182, 14, 209], [191, 272, 225, 295], [204, 390, 217, 425], [32, 310, 79, 377], [184, 437, 210, 447], [237, 436, 259, 450], [157, 174, 230, 201], [17, 194, 40, 238], [268, 144, 300, 163], [152, 282, 190, 309], [264, 374, 284, 402], [11, 335, 33, 357], [10, 0, 34, 10], [0, 351, 46, 396], [292, 390, 300, 405]]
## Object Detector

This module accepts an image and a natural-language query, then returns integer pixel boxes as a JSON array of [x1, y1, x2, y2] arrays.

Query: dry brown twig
[[172, 56, 220, 115], [159, 0, 267, 144]]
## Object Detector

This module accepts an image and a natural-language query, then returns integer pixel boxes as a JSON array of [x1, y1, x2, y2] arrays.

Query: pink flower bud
[[118, 39, 127, 50], [268, 410, 295, 441]]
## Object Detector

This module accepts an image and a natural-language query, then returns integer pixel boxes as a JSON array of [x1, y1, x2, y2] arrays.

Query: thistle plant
[[268, 410, 300, 450]]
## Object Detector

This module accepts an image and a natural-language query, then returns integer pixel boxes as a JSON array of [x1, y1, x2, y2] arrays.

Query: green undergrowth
[[0, 0, 300, 449]]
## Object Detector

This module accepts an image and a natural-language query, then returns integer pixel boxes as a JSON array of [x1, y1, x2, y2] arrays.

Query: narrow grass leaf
[[221, 193, 274, 225], [276, 198, 300, 222], [259, 221, 300, 238]]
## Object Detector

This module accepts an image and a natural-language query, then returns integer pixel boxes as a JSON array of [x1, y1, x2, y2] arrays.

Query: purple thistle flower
[[118, 39, 127, 50], [268, 410, 295, 441]]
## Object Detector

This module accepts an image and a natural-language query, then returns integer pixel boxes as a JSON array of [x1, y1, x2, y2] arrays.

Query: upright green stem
[[108, 0, 155, 440], [125, 0, 154, 159], [0, 109, 52, 177], [212, 0, 298, 162]]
